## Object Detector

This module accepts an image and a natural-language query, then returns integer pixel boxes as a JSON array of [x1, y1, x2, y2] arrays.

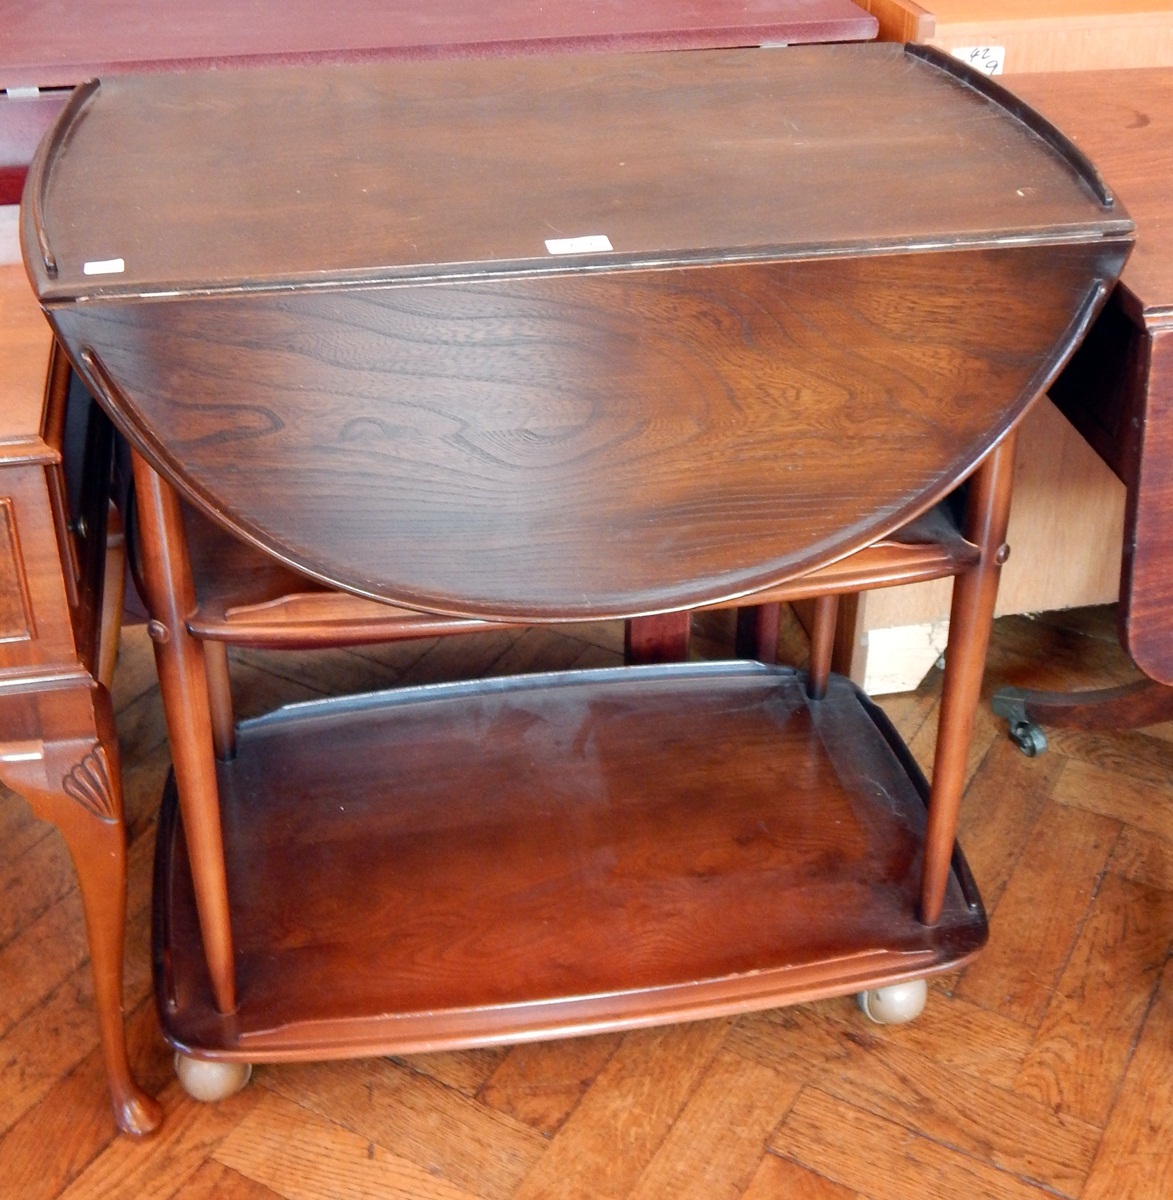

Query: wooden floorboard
[[0, 604, 1170, 1200]]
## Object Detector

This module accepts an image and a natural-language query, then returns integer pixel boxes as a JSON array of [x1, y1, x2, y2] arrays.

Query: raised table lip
[[153, 664, 987, 1059], [23, 40, 1136, 623], [240, 657, 801, 733], [21, 42, 1130, 306]]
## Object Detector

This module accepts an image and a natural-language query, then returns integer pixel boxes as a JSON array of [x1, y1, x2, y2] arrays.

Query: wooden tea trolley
[[23, 44, 1130, 1099]]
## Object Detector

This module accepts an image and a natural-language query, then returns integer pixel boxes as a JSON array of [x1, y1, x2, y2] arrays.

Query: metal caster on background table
[[991, 688, 1049, 757]]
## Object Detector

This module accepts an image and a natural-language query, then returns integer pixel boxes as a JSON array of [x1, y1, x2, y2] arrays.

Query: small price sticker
[[544, 235, 613, 255], [951, 45, 1005, 76]]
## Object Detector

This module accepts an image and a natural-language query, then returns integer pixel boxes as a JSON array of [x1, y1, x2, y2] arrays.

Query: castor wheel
[[991, 688, 1048, 757], [857, 978, 928, 1024], [1008, 719, 1047, 758], [174, 1052, 252, 1102]]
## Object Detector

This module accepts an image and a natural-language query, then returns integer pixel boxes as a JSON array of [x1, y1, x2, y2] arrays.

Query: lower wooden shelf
[[153, 662, 987, 1061]]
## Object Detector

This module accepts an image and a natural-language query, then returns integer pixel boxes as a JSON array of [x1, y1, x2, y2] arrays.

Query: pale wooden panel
[[855, 0, 935, 41], [867, 0, 1173, 72], [0, 263, 53, 450], [845, 398, 1126, 691]]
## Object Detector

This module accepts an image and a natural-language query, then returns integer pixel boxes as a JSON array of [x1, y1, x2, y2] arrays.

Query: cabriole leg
[[0, 684, 162, 1137]]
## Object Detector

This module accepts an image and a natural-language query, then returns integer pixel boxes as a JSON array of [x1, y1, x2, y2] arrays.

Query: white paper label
[[82, 258, 125, 275], [544, 235, 613, 255], [951, 46, 1005, 76]]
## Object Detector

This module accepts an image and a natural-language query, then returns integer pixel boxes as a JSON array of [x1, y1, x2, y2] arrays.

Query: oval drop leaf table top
[[25, 42, 1132, 620]]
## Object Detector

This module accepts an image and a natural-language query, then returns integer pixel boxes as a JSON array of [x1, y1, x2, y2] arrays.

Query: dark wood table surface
[[0, 0, 876, 205], [24, 42, 1129, 1106], [2, 0, 882, 1139], [1009, 69, 1173, 701]]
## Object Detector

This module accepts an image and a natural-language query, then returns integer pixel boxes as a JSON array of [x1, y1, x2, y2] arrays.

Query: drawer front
[[0, 464, 81, 676]]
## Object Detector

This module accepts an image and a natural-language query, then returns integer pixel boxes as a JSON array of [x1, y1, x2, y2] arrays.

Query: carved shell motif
[[62, 745, 118, 823]]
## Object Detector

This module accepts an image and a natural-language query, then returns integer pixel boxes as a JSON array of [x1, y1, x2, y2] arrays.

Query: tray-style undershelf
[[154, 662, 986, 1060]]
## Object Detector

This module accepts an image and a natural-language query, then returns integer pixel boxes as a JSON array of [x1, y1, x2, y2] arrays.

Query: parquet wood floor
[[1, 605, 1169, 1200]]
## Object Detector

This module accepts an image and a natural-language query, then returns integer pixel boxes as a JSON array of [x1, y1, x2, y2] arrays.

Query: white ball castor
[[174, 1052, 252, 1102], [856, 978, 928, 1025]]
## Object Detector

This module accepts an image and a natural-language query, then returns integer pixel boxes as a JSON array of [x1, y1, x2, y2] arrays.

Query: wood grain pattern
[[59, 245, 1118, 620], [1013, 873, 1171, 1126], [29, 48, 1121, 301], [30, 46, 1128, 619], [154, 667, 984, 1057], [3, 606, 1171, 1196], [1009, 70, 1173, 688], [770, 1087, 1059, 1200]]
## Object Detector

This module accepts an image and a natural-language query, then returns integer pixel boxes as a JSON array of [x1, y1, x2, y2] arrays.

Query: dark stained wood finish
[[0, 265, 160, 1136], [1003, 69, 1173, 712], [29, 48, 1124, 304], [155, 666, 985, 1059], [130, 452, 236, 1016], [922, 434, 1016, 924], [24, 46, 1130, 1085], [1001, 677, 1173, 731], [31, 47, 1130, 619], [66, 245, 1115, 619]]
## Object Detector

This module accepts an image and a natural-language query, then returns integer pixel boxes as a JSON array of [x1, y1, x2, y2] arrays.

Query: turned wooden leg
[[204, 640, 237, 762], [0, 684, 162, 1137], [734, 603, 780, 663], [806, 595, 839, 701], [625, 612, 691, 664], [97, 501, 126, 690], [922, 432, 1018, 926], [131, 451, 237, 1015]]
